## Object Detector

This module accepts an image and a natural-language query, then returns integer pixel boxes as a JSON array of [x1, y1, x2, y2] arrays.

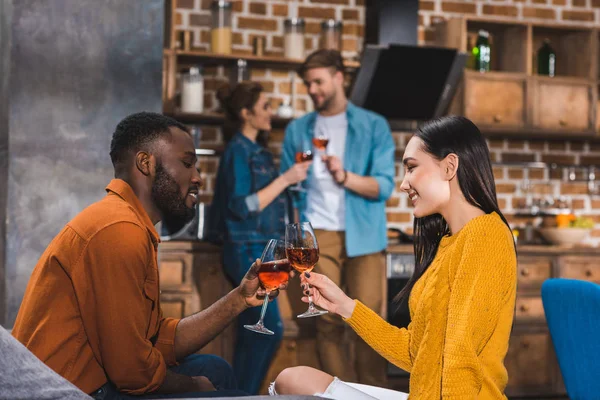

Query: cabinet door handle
[[521, 340, 531, 349], [559, 119, 568, 127], [493, 114, 503, 123], [585, 269, 593, 278], [520, 268, 530, 277]]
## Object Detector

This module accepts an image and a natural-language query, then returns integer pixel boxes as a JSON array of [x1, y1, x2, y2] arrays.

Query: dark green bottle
[[473, 30, 491, 72], [537, 39, 556, 77]]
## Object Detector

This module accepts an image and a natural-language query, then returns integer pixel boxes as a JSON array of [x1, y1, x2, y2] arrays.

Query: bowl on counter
[[538, 227, 592, 246]]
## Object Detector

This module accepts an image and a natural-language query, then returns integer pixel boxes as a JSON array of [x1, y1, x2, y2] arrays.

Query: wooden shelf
[[166, 110, 293, 128], [165, 49, 360, 70]]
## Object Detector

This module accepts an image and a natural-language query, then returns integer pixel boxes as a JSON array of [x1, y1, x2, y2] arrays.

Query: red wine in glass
[[257, 259, 291, 291], [312, 137, 329, 151], [286, 248, 319, 273]]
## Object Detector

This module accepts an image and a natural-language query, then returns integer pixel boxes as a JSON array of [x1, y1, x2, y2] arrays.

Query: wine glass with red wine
[[312, 126, 329, 173], [285, 222, 327, 318], [290, 137, 313, 192], [244, 239, 291, 335]]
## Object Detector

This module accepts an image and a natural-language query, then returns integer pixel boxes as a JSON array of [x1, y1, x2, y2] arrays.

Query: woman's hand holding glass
[[300, 272, 356, 319], [282, 161, 311, 187]]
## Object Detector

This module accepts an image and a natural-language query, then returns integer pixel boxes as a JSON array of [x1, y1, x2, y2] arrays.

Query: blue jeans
[[91, 354, 248, 399], [223, 242, 284, 395]]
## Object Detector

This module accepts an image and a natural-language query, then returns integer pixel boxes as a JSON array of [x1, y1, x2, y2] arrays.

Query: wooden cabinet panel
[[161, 300, 184, 319], [464, 72, 527, 128], [559, 256, 600, 283], [518, 256, 552, 289], [160, 260, 184, 287], [505, 331, 560, 397], [159, 252, 193, 292], [515, 296, 545, 322], [533, 78, 593, 132]]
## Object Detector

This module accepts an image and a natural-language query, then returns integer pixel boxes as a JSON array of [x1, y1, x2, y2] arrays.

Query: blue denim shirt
[[280, 103, 395, 257], [208, 133, 290, 244]]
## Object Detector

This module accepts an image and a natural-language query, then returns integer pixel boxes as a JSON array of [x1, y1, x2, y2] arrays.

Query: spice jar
[[181, 66, 204, 113], [211, 1, 232, 55], [320, 19, 342, 51], [284, 18, 305, 60]]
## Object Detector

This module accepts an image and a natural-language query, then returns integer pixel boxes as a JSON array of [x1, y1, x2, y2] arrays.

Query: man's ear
[[135, 151, 154, 177], [442, 153, 459, 181]]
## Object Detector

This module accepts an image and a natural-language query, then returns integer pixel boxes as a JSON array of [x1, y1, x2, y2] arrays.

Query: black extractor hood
[[349, 0, 467, 126]]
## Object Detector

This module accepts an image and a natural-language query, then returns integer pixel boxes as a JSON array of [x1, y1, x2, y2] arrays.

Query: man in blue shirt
[[280, 49, 395, 387]]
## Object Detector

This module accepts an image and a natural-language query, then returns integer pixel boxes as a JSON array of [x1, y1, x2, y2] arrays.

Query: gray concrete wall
[[3, 0, 164, 326]]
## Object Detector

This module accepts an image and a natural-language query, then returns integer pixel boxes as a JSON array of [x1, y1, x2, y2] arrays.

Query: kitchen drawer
[[517, 256, 552, 289], [158, 252, 194, 292], [463, 72, 527, 128], [532, 77, 594, 133], [559, 256, 600, 283], [505, 331, 561, 397], [515, 296, 545, 322]]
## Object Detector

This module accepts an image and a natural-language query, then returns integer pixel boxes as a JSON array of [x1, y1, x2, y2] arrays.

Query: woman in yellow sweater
[[271, 115, 517, 399]]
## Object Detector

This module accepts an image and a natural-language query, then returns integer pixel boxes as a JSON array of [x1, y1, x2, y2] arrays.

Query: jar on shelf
[[211, 0, 232, 55], [320, 19, 343, 51], [284, 18, 305, 60], [181, 66, 204, 113]]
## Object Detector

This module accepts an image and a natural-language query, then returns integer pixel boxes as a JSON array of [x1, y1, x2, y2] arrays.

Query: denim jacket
[[208, 133, 291, 244], [280, 102, 395, 257]]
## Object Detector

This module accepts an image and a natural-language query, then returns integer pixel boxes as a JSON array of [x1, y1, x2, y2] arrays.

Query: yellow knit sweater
[[346, 212, 517, 399]]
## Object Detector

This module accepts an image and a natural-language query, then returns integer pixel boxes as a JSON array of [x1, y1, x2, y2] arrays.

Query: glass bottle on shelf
[[537, 39, 556, 77], [284, 18, 305, 60], [181, 66, 204, 114], [472, 30, 491, 73], [210, 0, 232, 55], [320, 19, 343, 51]]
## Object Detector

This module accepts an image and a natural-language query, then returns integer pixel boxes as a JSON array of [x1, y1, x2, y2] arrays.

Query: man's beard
[[151, 162, 196, 233], [313, 90, 336, 112]]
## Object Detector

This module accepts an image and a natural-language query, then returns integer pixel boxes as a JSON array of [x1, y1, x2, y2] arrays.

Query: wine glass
[[290, 137, 313, 192], [312, 126, 329, 173], [285, 222, 327, 318], [244, 239, 291, 335]]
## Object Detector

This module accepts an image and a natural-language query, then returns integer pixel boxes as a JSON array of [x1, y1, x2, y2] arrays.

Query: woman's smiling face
[[400, 136, 452, 218]]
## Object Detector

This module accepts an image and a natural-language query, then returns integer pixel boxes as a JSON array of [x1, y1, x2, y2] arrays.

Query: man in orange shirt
[[12, 112, 283, 399]]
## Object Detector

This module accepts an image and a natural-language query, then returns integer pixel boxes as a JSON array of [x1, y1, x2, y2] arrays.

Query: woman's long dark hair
[[395, 116, 512, 304], [216, 81, 269, 147]]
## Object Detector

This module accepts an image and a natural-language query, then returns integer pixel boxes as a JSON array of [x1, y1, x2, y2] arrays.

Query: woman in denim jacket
[[209, 82, 311, 394]]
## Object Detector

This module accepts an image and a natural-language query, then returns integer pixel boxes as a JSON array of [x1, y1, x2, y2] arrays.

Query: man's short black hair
[[109, 112, 190, 170]]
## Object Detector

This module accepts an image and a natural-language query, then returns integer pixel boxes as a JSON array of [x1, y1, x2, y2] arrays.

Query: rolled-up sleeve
[[73, 223, 168, 395], [154, 316, 179, 366], [370, 117, 395, 201], [225, 146, 260, 220]]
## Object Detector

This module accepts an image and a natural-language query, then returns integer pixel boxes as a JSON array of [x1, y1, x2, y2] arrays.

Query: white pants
[[270, 377, 409, 400]]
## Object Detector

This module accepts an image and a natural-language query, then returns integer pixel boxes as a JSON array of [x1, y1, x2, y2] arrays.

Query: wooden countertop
[[387, 243, 600, 255], [160, 239, 600, 256]]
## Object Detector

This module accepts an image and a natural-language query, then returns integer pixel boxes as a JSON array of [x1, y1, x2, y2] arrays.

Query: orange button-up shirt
[[12, 179, 180, 395]]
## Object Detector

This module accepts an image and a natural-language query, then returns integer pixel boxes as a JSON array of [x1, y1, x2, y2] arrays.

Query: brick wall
[[175, 0, 600, 245]]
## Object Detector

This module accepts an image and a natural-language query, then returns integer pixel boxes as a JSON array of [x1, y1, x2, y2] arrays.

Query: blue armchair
[[542, 278, 600, 399]]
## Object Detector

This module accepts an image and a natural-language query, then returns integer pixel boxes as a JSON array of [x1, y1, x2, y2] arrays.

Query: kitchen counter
[[387, 243, 600, 254]]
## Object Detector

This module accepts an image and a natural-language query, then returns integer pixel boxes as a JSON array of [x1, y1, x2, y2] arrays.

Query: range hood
[[350, 0, 467, 127]]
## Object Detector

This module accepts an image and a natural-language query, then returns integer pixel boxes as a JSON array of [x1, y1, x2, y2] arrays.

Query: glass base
[[297, 304, 328, 318], [244, 323, 274, 335]]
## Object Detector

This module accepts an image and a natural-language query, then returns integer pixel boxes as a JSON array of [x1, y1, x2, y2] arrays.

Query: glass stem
[[258, 292, 270, 325]]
